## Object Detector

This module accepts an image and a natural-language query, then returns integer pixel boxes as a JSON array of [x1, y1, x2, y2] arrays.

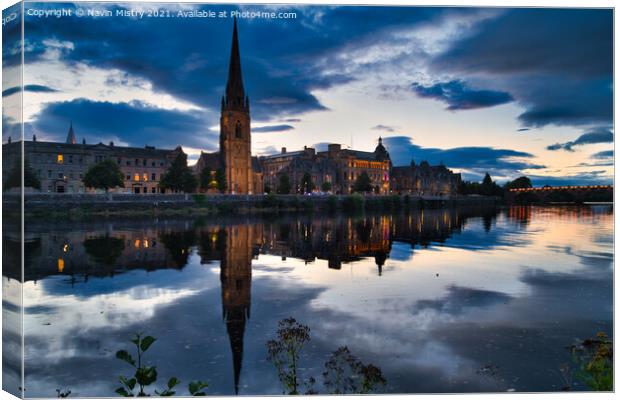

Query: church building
[[194, 18, 263, 195]]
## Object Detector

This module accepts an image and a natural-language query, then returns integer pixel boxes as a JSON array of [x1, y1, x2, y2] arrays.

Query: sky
[[1, 2, 614, 185]]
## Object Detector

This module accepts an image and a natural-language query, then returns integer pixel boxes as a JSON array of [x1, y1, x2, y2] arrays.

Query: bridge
[[506, 185, 613, 203]]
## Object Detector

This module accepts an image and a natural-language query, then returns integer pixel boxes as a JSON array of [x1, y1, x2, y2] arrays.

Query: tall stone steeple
[[66, 122, 77, 144], [223, 17, 249, 112], [220, 17, 253, 194]]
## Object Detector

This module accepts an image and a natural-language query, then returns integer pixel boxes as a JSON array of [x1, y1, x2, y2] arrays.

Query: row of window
[[126, 173, 162, 182], [34, 153, 167, 168]]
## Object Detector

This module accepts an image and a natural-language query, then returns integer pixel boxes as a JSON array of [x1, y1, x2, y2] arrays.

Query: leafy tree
[[4, 157, 41, 190], [299, 172, 315, 194], [199, 166, 213, 191], [159, 153, 197, 193], [277, 174, 291, 194], [83, 159, 124, 192], [353, 172, 372, 193], [321, 181, 332, 192], [215, 168, 227, 193], [505, 176, 533, 190]]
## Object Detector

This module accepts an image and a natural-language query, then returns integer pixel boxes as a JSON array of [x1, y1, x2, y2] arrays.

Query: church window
[[235, 121, 242, 138]]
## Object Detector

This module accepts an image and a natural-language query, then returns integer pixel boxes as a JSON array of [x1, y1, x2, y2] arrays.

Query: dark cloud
[[22, 4, 444, 124], [372, 124, 397, 132], [414, 285, 511, 316], [411, 80, 513, 110], [32, 99, 218, 150], [432, 9, 612, 127], [516, 128, 530, 132], [252, 124, 294, 133], [382, 136, 544, 174], [546, 127, 613, 152], [2, 84, 58, 97], [528, 172, 612, 187], [591, 150, 613, 160]]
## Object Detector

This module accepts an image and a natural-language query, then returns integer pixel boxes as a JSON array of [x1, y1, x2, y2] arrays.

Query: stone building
[[193, 19, 263, 195], [260, 139, 391, 195], [390, 161, 461, 196], [2, 125, 181, 194]]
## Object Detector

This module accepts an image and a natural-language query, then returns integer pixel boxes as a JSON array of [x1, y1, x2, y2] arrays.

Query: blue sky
[[2, 2, 613, 185]]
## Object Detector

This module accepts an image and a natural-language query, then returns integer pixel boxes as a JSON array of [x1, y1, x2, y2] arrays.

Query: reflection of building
[[219, 224, 261, 394], [391, 161, 461, 196], [260, 140, 391, 194]]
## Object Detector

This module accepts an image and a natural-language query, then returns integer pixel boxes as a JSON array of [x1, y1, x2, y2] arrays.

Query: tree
[[199, 166, 213, 191], [4, 157, 41, 190], [353, 172, 372, 193], [83, 159, 124, 192], [277, 174, 291, 194], [321, 181, 332, 192], [159, 153, 197, 193], [299, 172, 315, 194], [505, 176, 532, 190], [480, 173, 502, 196], [215, 168, 227, 193]]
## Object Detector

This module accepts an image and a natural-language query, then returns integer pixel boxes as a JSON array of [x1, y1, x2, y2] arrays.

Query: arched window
[[235, 121, 242, 138]]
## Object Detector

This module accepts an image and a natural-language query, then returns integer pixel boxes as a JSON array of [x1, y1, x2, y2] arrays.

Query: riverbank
[[3, 193, 500, 219]]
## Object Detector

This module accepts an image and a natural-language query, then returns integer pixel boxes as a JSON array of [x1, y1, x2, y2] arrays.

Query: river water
[[2, 205, 613, 396]]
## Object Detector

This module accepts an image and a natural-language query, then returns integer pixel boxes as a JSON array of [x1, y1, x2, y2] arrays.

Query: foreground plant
[[568, 332, 613, 391], [323, 346, 386, 394], [115, 333, 209, 396], [266, 318, 386, 395], [266, 318, 311, 394]]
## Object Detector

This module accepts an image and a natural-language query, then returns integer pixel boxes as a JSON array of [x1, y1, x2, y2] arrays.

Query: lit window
[[143, 173, 148, 182], [57, 258, 64, 273], [57, 154, 63, 164], [134, 173, 140, 182]]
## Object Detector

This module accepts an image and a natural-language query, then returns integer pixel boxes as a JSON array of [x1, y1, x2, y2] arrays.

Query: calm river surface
[[2, 205, 613, 396]]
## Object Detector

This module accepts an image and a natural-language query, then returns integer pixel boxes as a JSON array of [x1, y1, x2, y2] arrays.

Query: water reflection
[[2, 205, 613, 396]]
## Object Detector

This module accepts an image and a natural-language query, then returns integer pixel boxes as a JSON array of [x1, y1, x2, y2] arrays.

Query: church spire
[[224, 17, 247, 111], [66, 121, 77, 144]]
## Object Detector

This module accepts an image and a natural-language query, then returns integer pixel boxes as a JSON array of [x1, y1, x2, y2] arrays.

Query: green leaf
[[140, 336, 156, 352], [115, 387, 131, 397], [189, 381, 209, 396], [116, 350, 136, 367], [135, 366, 158, 387], [167, 377, 180, 389], [127, 378, 136, 391]]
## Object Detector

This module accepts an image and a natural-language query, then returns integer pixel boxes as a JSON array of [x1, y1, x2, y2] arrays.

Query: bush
[[342, 194, 364, 214]]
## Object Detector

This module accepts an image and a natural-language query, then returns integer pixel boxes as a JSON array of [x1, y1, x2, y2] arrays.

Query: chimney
[[328, 143, 341, 157], [109, 141, 114, 147], [281, 147, 287, 154], [82, 138, 86, 145], [8, 137, 11, 144], [33, 134, 37, 142]]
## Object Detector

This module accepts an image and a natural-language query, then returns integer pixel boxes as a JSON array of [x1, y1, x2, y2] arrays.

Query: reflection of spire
[[220, 225, 254, 395], [224, 306, 248, 395]]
